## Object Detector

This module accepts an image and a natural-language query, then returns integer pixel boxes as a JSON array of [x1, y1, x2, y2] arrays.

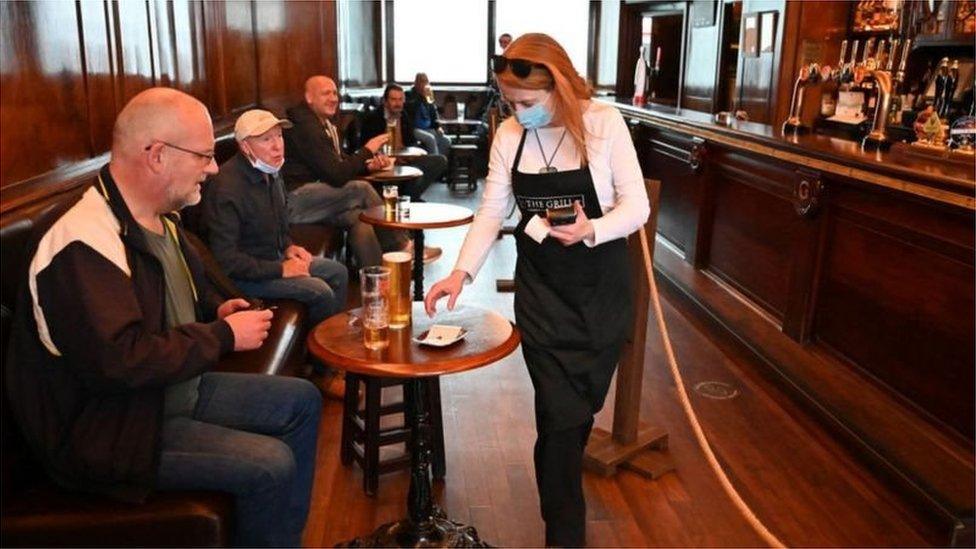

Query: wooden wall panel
[[0, 1, 92, 186], [78, 0, 117, 154], [112, 0, 155, 105], [255, 1, 337, 117], [1, 0, 340, 202], [212, 1, 258, 116], [815, 188, 975, 439], [707, 152, 798, 320]]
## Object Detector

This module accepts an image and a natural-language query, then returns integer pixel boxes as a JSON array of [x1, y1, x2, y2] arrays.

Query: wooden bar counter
[[604, 99, 975, 545]]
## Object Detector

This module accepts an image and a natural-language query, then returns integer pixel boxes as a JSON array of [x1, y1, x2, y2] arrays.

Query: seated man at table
[[405, 72, 451, 157], [6, 88, 322, 547], [204, 110, 353, 400], [283, 75, 440, 264], [360, 83, 448, 202]]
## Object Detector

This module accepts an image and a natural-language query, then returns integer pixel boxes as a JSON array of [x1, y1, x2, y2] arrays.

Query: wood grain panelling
[[815, 188, 975, 439], [207, 1, 258, 117], [0, 1, 92, 186], [78, 0, 117, 154], [637, 127, 701, 255], [255, 1, 337, 116], [707, 152, 798, 320], [1, 0, 339, 197], [112, 0, 155, 105]]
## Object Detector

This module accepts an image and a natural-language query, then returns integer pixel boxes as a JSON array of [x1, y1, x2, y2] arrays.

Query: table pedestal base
[[338, 507, 489, 548]]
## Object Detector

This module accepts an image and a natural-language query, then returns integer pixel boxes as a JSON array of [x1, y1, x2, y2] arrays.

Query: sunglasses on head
[[491, 55, 544, 79]]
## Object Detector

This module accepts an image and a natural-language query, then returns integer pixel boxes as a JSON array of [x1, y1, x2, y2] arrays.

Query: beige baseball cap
[[234, 109, 293, 141]]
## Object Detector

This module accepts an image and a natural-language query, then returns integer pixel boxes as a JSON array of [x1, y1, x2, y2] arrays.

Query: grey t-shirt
[[141, 220, 202, 418]]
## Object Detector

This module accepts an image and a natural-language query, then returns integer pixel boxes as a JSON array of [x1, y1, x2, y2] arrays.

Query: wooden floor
[[301, 183, 943, 547]]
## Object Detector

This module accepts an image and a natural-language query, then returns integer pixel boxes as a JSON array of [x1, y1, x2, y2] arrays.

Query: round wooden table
[[391, 146, 427, 161], [360, 203, 474, 301], [308, 304, 520, 547], [364, 164, 424, 183]]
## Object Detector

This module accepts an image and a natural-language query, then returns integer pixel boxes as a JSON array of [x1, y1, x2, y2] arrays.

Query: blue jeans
[[288, 180, 407, 266], [155, 372, 322, 547], [234, 257, 348, 326], [413, 128, 451, 156]]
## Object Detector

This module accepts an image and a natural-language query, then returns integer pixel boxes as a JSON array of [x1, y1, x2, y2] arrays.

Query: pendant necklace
[[534, 129, 567, 174]]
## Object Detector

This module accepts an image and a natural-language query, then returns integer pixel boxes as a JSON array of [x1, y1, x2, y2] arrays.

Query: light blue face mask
[[516, 99, 553, 130], [249, 156, 283, 175]]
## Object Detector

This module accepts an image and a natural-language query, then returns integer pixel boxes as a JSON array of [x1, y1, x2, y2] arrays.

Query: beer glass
[[385, 121, 397, 154], [397, 195, 411, 218], [360, 266, 390, 350], [456, 102, 466, 121], [382, 251, 412, 328], [382, 185, 398, 217]]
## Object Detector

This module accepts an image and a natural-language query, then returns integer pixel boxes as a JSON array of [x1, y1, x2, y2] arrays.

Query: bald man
[[282, 75, 441, 264], [6, 87, 322, 546]]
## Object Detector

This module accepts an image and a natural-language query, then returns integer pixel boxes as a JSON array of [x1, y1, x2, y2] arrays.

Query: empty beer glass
[[456, 102, 466, 121], [360, 266, 390, 350], [382, 251, 412, 328]]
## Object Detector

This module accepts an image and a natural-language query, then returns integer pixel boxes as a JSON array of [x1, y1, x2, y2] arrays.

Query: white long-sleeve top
[[454, 100, 649, 280]]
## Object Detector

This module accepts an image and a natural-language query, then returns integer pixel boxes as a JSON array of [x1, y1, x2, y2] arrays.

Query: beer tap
[[862, 38, 910, 151], [782, 63, 823, 134]]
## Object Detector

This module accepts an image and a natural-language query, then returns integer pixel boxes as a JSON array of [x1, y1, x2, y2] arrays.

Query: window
[[494, 0, 590, 75], [385, 0, 594, 85], [392, 0, 489, 83]]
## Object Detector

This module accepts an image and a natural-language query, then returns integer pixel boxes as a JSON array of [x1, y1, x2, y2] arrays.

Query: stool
[[448, 143, 479, 192], [341, 373, 446, 496]]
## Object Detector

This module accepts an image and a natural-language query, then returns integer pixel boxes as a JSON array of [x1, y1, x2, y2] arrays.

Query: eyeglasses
[[145, 141, 215, 163], [491, 55, 544, 79]]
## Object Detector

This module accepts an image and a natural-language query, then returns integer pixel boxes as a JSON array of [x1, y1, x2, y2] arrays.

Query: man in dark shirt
[[203, 109, 348, 326], [282, 76, 440, 263], [6, 88, 322, 547], [360, 83, 448, 202]]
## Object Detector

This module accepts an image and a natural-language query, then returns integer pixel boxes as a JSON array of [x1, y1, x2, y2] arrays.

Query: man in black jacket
[[203, 109, 348, 327], [6, 88, 322, 547], [360, 83, 448, 201], [282, 76, 440, 264]]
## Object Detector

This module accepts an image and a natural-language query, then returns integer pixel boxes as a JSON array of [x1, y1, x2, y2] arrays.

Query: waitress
[[425, 33, 648, 546]]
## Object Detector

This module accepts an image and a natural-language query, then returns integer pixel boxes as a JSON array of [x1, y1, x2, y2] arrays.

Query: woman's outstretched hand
[[424, 270, 468, 316]]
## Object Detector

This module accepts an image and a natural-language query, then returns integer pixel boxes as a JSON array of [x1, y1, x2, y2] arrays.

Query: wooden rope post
[[583, 179, 674, 478]]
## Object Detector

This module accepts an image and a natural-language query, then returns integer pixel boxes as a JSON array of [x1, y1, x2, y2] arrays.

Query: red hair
[[497, 33, 592, 164]]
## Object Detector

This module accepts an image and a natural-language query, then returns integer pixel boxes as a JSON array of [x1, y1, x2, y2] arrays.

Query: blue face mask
[[249, 156, 283, 175], [516, 100, 553, 130]]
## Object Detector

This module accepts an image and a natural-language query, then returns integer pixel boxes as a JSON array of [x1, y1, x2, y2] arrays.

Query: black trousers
[[522, 342, 623, 547], [535, 419, 594, 547]]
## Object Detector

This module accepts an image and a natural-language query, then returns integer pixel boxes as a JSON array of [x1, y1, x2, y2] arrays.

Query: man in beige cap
[[203, 108, 349, 356]]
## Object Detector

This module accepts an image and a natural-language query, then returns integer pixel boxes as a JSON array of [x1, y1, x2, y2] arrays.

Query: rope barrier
[[638, 227, 787, 549]]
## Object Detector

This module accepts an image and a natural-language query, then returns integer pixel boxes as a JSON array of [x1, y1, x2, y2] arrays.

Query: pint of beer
[[360, 266, 390, 350], [386, 122, 398, 154], [382, 185, 398, 217], [383, 251, 412, 328]]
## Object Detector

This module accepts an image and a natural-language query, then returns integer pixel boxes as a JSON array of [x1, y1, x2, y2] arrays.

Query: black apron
[[511, 130, 632, 433]]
